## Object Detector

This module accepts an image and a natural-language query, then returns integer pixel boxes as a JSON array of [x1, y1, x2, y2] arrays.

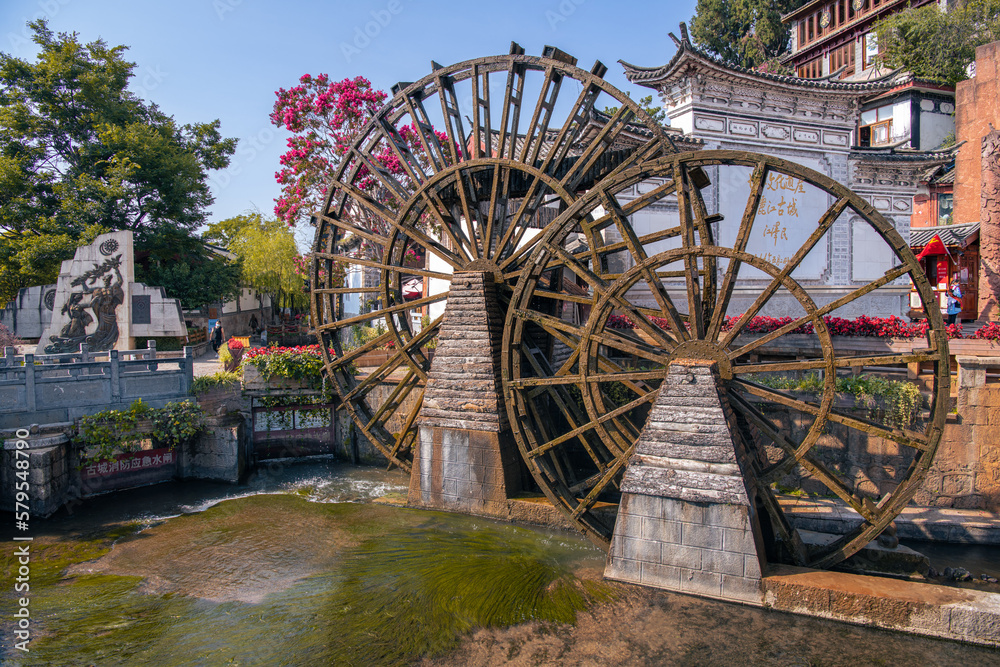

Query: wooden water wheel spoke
[[519, 65, 561, 165], [720, 197, 849, 349], [468, 64, 490, 160], [314, 48, 673, 471], [732, 351, 942, 375], [675, 163, 706, 339], [311, 286, 384, 295], [576, 223, 683, 265], [542, 242, 677, 349], [601, 193, 688, 340], [343, 350, 410, 402], [728, 264, 912, 359], [571, 447, 635, 520], [727, 390, 879, 523], [377, 118, 429, 186], [560, 105, 635, 191], [316, 292, 448, 332], [365, 368, 420, 430], [528, 390, 658, 460], [538, 76, 603, 175], [504, 150, 948, 565], [329, 330, 396, 370], [325, 183, 468, 268], [519, 337, 616, 457], [824, 410, 931, 452], [316, 213, 392, 247], [706, 161, 768, 341], [755, 484, 809, 566]]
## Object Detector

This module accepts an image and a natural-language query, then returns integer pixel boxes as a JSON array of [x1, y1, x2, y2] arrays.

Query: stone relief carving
[[695, 116, 725, 132], [44, 255, 125, 353], [729, 121, 758, 136], [761, 124, 790, 140], [793, 129, 819, 143]]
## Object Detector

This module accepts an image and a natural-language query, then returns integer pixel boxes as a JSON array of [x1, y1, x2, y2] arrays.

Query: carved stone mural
[[33, 231, 186, 354]]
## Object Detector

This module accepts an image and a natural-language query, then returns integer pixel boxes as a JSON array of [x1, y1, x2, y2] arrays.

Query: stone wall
[[755, 358, 1000, 512], [955, 41, 1000, 227], [925, 357, 1000, 510], [177, 413, 249, 483]]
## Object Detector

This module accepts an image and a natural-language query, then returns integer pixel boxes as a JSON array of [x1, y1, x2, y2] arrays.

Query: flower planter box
[[241, 364, 310, 392]]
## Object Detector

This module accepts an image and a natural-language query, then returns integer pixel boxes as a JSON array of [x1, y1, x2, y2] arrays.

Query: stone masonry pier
[[605, 359, 767, 605], [408, 272, 524, 518]]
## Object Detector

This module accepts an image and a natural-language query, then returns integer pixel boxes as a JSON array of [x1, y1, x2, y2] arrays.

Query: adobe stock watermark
[[6, 0, 73, 55], [209, 126, 276, 191], [11, 427, 33, 653], [545, 0, 587, 31], [132, 65, 169, 100], [340, 0, 404, 63], [213, 0, 242, 21]]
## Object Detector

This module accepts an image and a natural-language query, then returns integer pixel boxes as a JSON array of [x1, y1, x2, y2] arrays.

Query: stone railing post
[[2, 346, 14, 380], [24, 353, 36, 412], [182, 346, 194, 394], [956, 355, 1000, 414], [109, 349, 121, 405], [146, 339, 158, 371]]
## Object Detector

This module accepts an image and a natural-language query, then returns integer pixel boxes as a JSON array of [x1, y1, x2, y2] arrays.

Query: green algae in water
[[9, 496, 615, 667], [313, 514, 619, 665]]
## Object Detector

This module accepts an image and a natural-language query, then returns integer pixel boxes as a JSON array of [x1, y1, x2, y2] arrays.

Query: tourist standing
[[947, 276, 963, 326], [211, 320, 224, 352]]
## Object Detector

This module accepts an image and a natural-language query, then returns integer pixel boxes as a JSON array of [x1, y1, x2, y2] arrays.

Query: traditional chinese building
[[781, 0, 938, 82], [620, 26, 953, 317]]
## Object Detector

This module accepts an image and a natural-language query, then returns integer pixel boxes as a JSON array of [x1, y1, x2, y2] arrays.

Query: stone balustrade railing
[[0, 341, 194, 429]]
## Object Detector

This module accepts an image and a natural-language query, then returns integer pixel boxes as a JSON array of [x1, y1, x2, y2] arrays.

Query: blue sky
[[1, 0, 698, 246]]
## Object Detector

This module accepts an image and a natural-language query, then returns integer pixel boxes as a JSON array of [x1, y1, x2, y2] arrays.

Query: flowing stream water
[[2, 458, 999, 666]]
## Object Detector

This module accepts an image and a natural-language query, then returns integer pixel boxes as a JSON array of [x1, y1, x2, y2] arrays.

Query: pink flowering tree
[[270, 74, 452, 262]]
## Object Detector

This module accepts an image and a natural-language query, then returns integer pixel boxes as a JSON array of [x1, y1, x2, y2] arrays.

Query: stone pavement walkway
[[192, 349, 223, 377]]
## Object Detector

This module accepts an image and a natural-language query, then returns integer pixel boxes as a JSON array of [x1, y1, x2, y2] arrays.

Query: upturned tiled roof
[[910, 222, 979, 248], [620, 24, 910, 95]]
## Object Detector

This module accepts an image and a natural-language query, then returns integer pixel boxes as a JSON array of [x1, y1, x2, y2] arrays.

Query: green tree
[[602, 94, 667, 125], [874, 0, 1000, 86], [203, 210, 285, 248], [226, 220, 307, 309], [135, 228, 241, 310], [0, 20, 237, 302], [690, 0, 808, 70]]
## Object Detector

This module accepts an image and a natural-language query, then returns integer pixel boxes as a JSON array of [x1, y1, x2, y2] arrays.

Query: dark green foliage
[[690, 0, 809, 70], [132, 336, 183, 352], [76, 398, 205, 462], [190, 370, 241, 394], [0, 20, 236, 303], [602, 93, 667, 124], [874, 0, 1000, 85], [134, 228, 241, 309]]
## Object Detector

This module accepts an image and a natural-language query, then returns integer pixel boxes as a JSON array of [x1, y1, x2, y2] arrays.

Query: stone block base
[[408, 425, 523, 519], [178, 413, 249, 483], [764, 564, 1000, 647], [1, 433, 71, 517], [606, 493, 764, 605]]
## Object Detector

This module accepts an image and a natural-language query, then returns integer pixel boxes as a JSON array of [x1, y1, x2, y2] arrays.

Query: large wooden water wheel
[[309, 45, 675, 471], [502, 151, 949, 567]]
